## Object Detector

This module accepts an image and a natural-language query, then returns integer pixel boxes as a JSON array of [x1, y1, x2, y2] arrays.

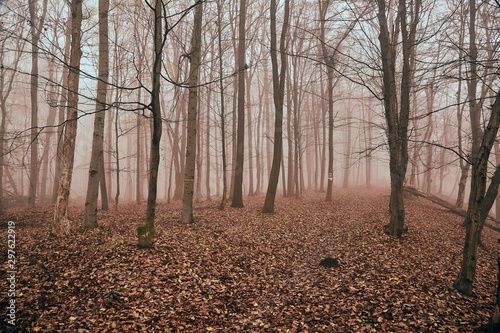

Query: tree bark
[[181, 1, 203, 224], [142, 0, 164, 243], [84, 0, 109, 228], [319, 0, 334, 201], [377, 0, 420, 238], [28, 0, 48, 208], [52, 0, 83, 237], [454, 92, 500, 295], [231, 0, 247, 208], [262, 0, 289, 213], [217, 0, 228, 210]]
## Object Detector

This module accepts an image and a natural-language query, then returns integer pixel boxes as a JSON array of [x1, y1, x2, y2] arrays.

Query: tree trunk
[[246, 72, 254, 196], [231, 0, 247, 208], [84, 0, 109, 228], [195, 96, 203, 202], [99, 156, 109, 210], [377, 0, 419, 238], [141, 0, 164, 244], [205, 59, 212, 201], [52, 0, 83, 237], [319, 0, 334, 201], [40, 58, 58, 203], [454, 92, 500, 296], [342, 107, 352, 189], [28, 0, 48, 208], [454, 3, 468, 208], [181, 1, 203, 224], [217, 0, 228, 210], [262, 0, 289, 213]]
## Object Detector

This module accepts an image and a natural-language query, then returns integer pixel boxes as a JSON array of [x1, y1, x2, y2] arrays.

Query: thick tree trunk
[[181, 1, 203, 224], [377, 0, 419, 238], [52, 0, 83, 237], [84, 0, 109, 228]]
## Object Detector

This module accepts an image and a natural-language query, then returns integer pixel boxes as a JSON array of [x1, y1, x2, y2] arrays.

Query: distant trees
[[0, 6, 27, 214]]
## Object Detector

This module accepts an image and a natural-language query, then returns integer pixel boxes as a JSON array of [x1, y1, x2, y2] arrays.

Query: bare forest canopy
[[0, 0, 497, 208]]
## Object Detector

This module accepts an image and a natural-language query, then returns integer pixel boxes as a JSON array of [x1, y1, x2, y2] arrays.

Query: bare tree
[[262, 0, 290, 213], [318, 0, 335, 202], [52, 0, 83, 237], [453, 0, 500, 295], [377, 0, 421, 238], [454, 92, 500, 296], [231, 0, 247, 208], [217, 0, 229, 210], [181, 0, 203, 224], [138, 0, 165, 247], [83, 0, 110, 228], [28, 0, 48, 208]]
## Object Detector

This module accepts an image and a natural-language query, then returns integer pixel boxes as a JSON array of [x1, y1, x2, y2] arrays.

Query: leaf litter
[[0, 188, 497, 332]]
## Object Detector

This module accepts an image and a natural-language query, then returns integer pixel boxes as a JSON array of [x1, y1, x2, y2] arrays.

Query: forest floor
[[0, 188, 498, 332]]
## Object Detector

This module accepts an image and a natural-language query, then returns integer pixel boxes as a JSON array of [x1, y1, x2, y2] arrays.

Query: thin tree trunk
[[217, 0, 228, 210], [195, 96, 203, 201], [246, 72, 254, 196], [455, 2, 468, 208], [84, 0, 109, 228], [28, 0, 48, 208], [342, 107, 352, 189], [205, 61, 212, 201], [231, 0, 247, 208], [40, 56, 58, 203], [114, 109, 120, 210], [319, 0, 334, 201], [141, 0, 164, 244]]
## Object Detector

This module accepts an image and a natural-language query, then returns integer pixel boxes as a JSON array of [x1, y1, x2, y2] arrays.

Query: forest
[[1, 0, 500, 331]]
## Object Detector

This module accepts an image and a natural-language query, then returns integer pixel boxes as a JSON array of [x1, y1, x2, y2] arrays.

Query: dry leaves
[[0, 188, 497, 332]]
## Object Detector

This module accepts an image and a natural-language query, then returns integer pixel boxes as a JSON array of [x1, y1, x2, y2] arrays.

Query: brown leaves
[[0, 188, 497, 331]]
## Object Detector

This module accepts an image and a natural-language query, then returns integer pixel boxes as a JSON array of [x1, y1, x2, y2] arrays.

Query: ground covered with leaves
[[1, 188, 498, 332]]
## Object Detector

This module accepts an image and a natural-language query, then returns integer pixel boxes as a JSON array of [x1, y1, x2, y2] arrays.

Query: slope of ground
[[0, 188, 498, 332]]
